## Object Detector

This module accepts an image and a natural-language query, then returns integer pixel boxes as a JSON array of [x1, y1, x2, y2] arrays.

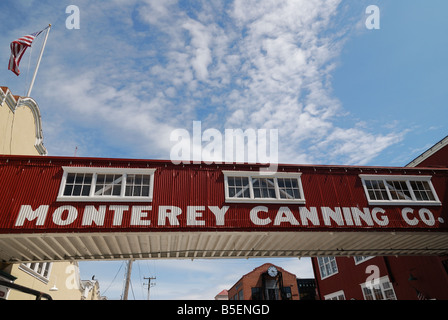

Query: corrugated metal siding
[[0, 155, 447, 233]]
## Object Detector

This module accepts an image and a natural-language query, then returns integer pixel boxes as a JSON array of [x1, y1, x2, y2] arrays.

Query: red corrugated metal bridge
[[0, 155, 447, 263]]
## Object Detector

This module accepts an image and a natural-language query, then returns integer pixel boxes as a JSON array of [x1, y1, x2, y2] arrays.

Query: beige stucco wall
[[0, 104, 39, 155], [3, 261, 103, 300], [6, 261, 83, 300], [0, 87, 46, 156]]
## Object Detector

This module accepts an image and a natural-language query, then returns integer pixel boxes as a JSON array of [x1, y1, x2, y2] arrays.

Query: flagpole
[[26, 24, 51, 97]]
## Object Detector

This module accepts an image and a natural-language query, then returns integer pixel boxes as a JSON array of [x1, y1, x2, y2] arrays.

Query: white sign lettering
[[13, 204, 442, 229]]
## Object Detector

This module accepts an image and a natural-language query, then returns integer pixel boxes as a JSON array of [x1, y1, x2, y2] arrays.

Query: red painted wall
[[313, 255, 448, 300], [415, 139, 448, 168], [0, 155, 447, 234], [313, 137, 448, 300]]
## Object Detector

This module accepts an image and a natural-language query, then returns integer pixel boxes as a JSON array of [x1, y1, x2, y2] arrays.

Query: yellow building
[[0, 86, 46, 156], [0, 86, 106, 300]]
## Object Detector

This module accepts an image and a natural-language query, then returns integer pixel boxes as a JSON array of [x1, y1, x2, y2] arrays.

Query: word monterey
[[14, 204, 440, 228]]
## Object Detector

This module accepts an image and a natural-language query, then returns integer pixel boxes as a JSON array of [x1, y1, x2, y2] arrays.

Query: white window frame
[[353, 256, 374, 265], [317, 256, 338, 280], [324, 290, 345, 300], [223, 171, 305, 204], [360, 276, 397, 300], [19, 262, 53, 284], [360, 175, 441, 206], [57, 167, 156, 202]]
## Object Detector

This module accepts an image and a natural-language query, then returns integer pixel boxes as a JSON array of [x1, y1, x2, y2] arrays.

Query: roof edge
[[1, 154, 448, 172], [406, 135, 448, 168]]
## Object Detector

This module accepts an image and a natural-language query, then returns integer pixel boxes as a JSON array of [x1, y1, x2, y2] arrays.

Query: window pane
[[113, 185, 121, 196], [103, 185, 112, 195], [278, 178, 301, 199], [373, 287, 383, 300], [386, 180, 411, 200], [126, 175, 135, 185], [64, 184, 73, 196], [82, 185, 91, 196], [318, 256, 337, 278], [143, 176, 151, 185], [125, 174, 151, 197], [66, 173, 76, 184], [73, 184, 82, 196], [105, 175, 113, 184], [365, 180, 388, 200], [96, 174, 105, 184], [253, 178, 275, 199], [64, 173, 92, 197], [84, 174, 92, 184], [363, 287, 374, 300], [384, 289, 396, 300], [43, 263, 51, 278], [95, 174, 122, 196], [411, 181, 436, 201], [227, 176, 250, 198], [75, 174, 83, 184]]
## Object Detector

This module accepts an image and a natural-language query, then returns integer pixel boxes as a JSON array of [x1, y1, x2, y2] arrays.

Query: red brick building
[[228, 263, 299, 300], [312, 136, 448, 300]]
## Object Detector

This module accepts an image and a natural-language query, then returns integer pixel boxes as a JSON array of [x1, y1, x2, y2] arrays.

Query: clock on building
[[267, 266, 278, 277]]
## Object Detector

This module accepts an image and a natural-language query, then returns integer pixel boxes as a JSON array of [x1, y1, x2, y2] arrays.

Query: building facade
[[228, 263, 299, 300], [296, 278, 317, 300], [312, 136, 448, 300], [214, 289, 229, 300], [0, 86, 46, 156], [0, 86, 447, 299], [0, 155, 447, 263]]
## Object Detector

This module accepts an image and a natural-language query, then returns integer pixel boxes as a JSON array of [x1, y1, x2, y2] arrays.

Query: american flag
[[8, 28, 46, 76]]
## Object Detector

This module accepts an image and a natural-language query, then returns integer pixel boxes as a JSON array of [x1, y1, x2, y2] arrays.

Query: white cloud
[[10, 0, 403, 165], [182, 18, 213, 81]]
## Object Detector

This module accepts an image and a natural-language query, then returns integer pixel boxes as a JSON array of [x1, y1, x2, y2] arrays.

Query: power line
[[102, 261, 125, 295], [143, 276, 156, 300]]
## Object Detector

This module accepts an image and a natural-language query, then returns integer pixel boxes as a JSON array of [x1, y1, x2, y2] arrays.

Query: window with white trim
[[324, 290, 345, 300], [57, 167, 156, 202], [317, 256, 338, 279], [360, 175, 440, 206], [360, 276, 396, 300], [19, 262, 52, 284], [223, 171, 305, 203], [354, 256, 374, 265]]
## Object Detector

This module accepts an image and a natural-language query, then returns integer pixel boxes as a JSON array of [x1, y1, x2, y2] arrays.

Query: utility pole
[[123, 259, 134, 300], [143, 276, 156, 300]]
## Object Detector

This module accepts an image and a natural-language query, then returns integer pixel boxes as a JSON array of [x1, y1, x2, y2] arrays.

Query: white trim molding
[[359, 174, 441, 206], [0, 87, 47, 156], [57, 167, 156, 202], [222, 170, 305, 204], [17, 97, 47, 156]]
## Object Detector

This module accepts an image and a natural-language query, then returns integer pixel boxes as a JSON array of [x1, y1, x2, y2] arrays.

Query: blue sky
[[1, 0, 447, 299]]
